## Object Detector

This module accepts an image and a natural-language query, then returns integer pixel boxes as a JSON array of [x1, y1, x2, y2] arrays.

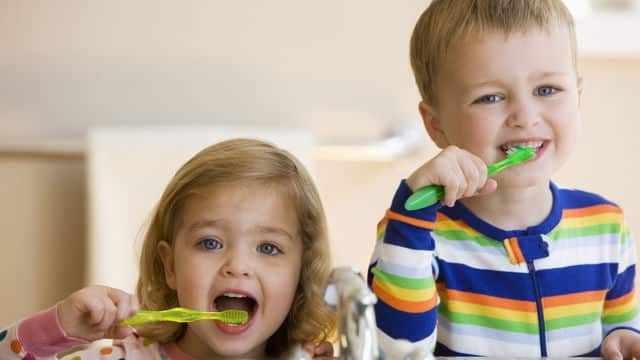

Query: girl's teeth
[[223, 293, 247, 298]]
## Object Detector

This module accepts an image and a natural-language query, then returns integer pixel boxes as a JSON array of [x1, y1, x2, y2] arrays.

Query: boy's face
[[158, 180, 302, 359], [421, 27, 583, 188]]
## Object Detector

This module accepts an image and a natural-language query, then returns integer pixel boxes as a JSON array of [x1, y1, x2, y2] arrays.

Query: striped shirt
[[367, 180, 640, 358]]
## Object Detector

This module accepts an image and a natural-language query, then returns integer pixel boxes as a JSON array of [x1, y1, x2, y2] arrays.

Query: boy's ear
[[419, 101, 449, 148], [577, 76, 585, 106], [157, 241, 177, 290]]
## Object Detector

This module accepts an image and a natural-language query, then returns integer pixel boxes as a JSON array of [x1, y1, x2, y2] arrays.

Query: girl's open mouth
[[212, 292, 258, 334]]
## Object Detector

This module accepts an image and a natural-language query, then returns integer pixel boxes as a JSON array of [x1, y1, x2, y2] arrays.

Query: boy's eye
[[535, 85, 557, 96], [198, 238, 222, 250], [473, 94, 504, 105], [258, 243, 281, 256]]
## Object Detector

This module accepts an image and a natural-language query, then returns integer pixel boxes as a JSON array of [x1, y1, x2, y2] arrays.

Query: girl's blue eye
[[473, 94, 503, 105], [258, 243, 281, 256], [199, 238, 222, 250], [535, 86, 557, 96]]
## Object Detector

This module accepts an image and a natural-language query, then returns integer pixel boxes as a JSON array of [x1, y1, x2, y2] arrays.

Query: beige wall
[[1, 57, 640, 326], [0, 156, 85, 325]]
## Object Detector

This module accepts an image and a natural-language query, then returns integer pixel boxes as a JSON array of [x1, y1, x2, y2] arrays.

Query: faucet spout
[[324, 267, 383, 360]]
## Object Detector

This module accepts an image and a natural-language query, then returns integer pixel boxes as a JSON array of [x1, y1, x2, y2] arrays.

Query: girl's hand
[[407, 145, 497, 207], [303, 340, 334, 357], [57, 285, 140, 342]]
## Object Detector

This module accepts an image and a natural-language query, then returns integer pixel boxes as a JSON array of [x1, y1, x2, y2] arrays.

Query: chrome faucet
[[324, 267, 383, 360]]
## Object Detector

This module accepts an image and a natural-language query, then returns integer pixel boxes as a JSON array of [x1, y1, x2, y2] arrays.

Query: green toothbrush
[[404, 146, 536, 211], [118, 307, 249, 326]]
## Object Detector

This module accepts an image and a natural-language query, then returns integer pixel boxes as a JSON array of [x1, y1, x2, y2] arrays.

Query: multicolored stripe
[[369, 181, 640, 357]]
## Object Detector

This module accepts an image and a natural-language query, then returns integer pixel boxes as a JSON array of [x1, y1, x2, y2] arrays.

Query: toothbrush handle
[[487, 158, 511, 177], [404, 184, 445, 211]]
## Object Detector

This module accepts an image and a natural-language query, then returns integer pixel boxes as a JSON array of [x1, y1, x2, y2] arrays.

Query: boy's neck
[[460, 182, 553, 231]]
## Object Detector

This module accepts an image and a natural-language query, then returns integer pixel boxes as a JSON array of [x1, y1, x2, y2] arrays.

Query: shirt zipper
[[527, 260, 547, 357]]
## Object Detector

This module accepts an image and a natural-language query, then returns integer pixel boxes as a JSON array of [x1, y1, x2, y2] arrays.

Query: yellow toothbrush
[[118, 307, 248, 326]]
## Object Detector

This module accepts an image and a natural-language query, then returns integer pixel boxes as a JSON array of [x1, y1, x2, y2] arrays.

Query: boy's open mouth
[[213, 292, 258, 320], [500, 140, 544, 155]]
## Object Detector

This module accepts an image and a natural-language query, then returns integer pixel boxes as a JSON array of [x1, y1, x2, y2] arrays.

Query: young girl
[[0, 138, 336, 359]]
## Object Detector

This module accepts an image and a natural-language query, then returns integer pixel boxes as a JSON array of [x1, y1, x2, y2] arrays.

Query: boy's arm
[[367, 180, 439, 359], [602, 225, 640, 343]]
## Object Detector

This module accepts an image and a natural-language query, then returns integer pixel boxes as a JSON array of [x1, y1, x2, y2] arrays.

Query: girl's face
[[423, 27, 583, 190], [159, 180, 303, 359]]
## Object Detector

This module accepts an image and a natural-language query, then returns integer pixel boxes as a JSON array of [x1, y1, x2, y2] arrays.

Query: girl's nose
[[220, 252, 253, 278]]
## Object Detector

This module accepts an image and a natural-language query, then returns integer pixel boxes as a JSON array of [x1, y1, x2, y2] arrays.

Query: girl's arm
[[0, 285, 140, 359]]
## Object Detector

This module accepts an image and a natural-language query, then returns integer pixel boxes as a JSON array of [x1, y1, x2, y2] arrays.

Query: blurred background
[[1, 0, 639, 325]]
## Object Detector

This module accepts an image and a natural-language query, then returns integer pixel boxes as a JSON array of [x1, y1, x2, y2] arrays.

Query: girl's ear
[[157, 241, 177, 290], [419, 101, 449, 148]]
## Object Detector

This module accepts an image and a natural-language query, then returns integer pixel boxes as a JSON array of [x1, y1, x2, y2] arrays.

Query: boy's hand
[[601, 329, 640, 360], [57, 285, 140, 342], [407, 145, 497, 207]]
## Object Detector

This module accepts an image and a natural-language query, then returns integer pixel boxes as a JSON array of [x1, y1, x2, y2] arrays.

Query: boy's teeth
[[501, 141, 543, 153]]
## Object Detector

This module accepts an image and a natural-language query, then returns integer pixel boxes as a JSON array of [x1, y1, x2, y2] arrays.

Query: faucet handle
[[324, 266, 383, 360], [324, 266, 377, 307], [324, 282, 339, 309]]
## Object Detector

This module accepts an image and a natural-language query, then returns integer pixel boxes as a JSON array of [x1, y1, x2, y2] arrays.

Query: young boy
[[367, 1, 640, 359]]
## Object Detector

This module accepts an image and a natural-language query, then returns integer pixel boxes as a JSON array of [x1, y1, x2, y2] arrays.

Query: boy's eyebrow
[[533, 71, 572, 79], [467, 72, 573, 89]]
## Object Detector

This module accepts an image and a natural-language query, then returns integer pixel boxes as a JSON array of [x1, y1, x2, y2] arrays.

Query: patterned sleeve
[[0, 306, 159, 359], [602, 220, 640, 336], [366, 180, 440, 359]]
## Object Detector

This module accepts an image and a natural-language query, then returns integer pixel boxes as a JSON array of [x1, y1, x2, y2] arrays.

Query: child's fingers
[[458, 156, 485, 198], [313, 341, 334, 357], [79, 296, 110, 326], [601, 336, 623, 360], [476, 178, 497, 195], [107, 324, 135, 340], [301, 341, 334, 358], [601, 346, 622, 360], [442, 171, 464, 207], [97, 297, 117, 330], [107, 288, 137, 324]]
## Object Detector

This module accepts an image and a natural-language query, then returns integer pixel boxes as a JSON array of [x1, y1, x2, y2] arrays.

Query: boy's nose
[[506, 100, 540, 128]]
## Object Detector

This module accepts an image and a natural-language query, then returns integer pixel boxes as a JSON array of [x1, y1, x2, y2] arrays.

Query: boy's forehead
[[440, 27, 575, 82]]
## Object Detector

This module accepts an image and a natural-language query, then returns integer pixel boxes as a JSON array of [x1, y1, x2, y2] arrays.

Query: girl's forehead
[[174, 181, 300, 237]]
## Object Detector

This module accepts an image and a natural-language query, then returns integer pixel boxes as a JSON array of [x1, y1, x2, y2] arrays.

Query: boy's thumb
[[477, 178, 497, 195]]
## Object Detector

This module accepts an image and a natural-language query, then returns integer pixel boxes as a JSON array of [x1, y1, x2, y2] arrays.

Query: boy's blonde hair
[[411, 0, 576, 105], [135, 138, 335, 356]]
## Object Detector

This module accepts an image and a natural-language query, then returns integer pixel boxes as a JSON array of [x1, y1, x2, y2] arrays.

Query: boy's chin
[[500, 175, 550, 190]]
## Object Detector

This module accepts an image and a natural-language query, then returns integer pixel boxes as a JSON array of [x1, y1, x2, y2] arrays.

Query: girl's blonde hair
[[410, 0, 576, 105], [135, 138, 335, 356]]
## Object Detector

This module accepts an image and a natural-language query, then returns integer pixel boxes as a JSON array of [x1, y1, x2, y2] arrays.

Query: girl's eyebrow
[[255, 225, 294, 241], [187, 219, 225, 232], [186, 219, 294, 240]]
